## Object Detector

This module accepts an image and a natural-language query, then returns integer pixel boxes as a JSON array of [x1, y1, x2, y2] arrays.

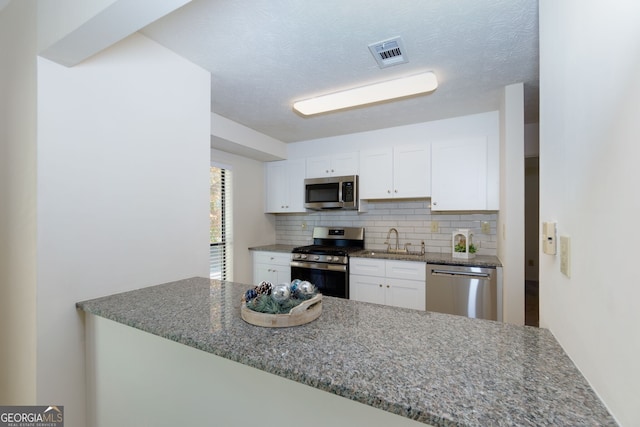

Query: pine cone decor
[[255, 281, 273, 296]]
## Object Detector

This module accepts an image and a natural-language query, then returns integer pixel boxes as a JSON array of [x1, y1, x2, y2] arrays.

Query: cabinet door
[[385, 278, 426, 310], [253, 252, 291, 284], [274, 265, 291, 284], [265, 161, 288, 212], [306, 155, 332, 178], [253, 263, 278, 284], [265, 159, 306, 213], [431, 137, 488, 210], [286, 158, 306, 212], [331, 152, 359, 176], [393, 144, 430, 198], [350, 274, 385, 305], [359, 148, 393, 199]]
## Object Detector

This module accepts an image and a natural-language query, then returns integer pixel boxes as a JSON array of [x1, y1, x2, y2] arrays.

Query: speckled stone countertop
[[248, 245, 502, 268], [248, 244, 298, 253], [351, 250, 502, 268], [77, 277, 615, 427]]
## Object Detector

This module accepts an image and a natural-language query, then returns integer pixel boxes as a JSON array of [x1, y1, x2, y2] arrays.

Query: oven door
[[290, 261, 348, 299]]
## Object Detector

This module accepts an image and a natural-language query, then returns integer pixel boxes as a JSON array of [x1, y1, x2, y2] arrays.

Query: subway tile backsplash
[[275, 200, 498, 256]]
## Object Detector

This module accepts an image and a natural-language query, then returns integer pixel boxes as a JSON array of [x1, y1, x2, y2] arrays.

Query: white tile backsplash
[[275, 200, 498, 255]]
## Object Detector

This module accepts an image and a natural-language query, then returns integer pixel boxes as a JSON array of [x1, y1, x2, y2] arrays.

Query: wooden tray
[[240, 294, 322, 328]]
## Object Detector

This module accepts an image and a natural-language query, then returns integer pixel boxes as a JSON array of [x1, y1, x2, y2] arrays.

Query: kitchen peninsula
[[77, 277, 615, 427]]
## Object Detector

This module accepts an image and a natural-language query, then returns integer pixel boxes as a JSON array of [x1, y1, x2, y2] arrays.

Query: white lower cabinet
[[252, 251, 291, 284], [350, 258, 426, 310]]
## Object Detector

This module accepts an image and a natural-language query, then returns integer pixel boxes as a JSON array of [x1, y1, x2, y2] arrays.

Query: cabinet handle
[[394, 189, 398, 193], [379, 284, 382, 287], [331, 169, 334, 173], [386, 285, 390, 288], [432, 201, 437, 206], [387, 190, 391, 194], [326, 169, 329, 173]]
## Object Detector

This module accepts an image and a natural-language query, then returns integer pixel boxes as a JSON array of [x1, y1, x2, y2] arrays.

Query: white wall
[[86, 314, 426, 427], [211, 149, 276, 284], [540, 1, 640, 425], [287, 112, 499, 158], [37, 33, 210, 426], [498, 83, 525, 325], [0, 0, 38, 404]]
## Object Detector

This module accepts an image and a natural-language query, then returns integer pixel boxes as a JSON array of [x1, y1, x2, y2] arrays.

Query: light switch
[[481, 221, 490, 233], [560, 236, 571, 277], [431, 221, 439, 233]]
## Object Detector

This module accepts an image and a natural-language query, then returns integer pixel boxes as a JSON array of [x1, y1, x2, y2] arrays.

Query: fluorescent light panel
[[293, 71, 437, 116]]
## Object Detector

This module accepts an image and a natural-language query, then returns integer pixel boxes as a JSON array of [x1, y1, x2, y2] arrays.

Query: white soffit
[[39, 0, 192, 67]]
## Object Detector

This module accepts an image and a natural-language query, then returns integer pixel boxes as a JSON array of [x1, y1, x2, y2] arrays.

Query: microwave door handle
[[338, 182, 343, 203]]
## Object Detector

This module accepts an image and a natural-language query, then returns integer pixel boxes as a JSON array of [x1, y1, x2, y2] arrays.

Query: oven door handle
[[290, 261, 347, 272]]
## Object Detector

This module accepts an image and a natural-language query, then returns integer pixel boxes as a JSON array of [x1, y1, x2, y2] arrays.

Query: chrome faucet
[[385, 228, 408, 253], [385, 228, 399, 252]]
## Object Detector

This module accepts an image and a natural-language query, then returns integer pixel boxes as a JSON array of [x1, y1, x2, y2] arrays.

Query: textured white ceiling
[[141, 0, 539, 143]]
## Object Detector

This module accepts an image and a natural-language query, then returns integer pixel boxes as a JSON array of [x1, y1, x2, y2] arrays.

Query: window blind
[[210, 166, 232, 280]]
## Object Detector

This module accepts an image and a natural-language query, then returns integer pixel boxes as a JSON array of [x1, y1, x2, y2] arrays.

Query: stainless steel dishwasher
[[426, 264, 497, 320]]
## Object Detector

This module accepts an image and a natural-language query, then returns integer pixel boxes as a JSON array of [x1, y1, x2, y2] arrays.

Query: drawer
[[349, 257, 385, 276], [385, 260, 426, 281], [253, 251, 291, 266]]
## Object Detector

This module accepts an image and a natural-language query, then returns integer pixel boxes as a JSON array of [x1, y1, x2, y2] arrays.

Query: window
[[210, 165, 232, 280]]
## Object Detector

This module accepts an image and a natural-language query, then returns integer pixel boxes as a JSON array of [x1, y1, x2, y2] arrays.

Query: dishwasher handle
[[430, 269, 491, 279]]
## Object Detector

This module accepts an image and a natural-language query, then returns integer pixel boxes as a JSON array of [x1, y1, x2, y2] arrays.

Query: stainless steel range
[[290, 226, 365, 299]]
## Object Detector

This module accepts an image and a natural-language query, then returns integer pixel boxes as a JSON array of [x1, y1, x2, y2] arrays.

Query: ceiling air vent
[[368, 36, 409, 68]]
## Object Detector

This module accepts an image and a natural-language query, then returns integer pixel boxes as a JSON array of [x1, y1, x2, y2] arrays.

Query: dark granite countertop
[[248, 245, 502, 268], [351, 250, 502, 268], [77, 277, 614, 427], [248, 244, 298, 253]]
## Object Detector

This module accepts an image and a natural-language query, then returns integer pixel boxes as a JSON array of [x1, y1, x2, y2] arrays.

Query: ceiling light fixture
[[292, 71, 438, 116]]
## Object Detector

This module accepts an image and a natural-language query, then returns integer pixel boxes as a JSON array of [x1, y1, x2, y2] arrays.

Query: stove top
[[291, 245, 362, 256], [291, 226, 365, 264]]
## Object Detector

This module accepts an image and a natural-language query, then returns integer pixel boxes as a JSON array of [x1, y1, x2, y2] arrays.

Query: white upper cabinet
[[393, 144, 431, 198], [359, 148, 393, 199], [431, 137, 490, 211], [265, 159, 306, 213], [359, 144, 430, 200], [305, 152, 358, 178]]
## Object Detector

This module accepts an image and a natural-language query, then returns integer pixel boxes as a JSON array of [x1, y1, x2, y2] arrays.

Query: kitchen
[[2, 1, 639, 427]]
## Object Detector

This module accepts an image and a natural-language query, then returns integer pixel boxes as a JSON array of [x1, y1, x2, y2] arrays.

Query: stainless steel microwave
[[304, 175, 358, 210]]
